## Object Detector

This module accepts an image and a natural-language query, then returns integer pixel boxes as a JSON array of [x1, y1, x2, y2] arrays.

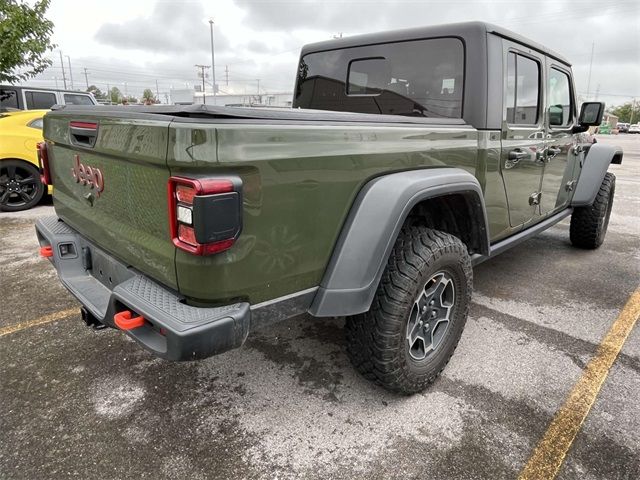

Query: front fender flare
[[572, 143, 622, 207], [309, 168, 489, 317]]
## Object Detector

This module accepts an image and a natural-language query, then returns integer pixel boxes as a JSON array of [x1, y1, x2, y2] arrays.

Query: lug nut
[[431, 311, 436, 317], [429, 300, 435, 306]]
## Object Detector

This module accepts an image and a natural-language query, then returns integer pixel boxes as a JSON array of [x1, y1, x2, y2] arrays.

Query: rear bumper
[[35, 215, 250, 361]]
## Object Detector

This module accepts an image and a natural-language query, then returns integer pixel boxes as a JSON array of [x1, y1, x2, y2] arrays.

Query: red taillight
[[176, 184, 196, 204], [36, 142, 51, 185], [168, 176, 241, 256]]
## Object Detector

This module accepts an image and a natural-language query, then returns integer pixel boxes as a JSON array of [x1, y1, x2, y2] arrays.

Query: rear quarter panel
[[168, 122, 483, 304]]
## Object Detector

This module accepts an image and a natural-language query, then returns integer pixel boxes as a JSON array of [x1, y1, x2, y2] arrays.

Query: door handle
[[547, 146, 562, 159]]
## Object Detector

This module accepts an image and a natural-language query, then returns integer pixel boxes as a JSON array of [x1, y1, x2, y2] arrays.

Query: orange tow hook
[[114, 310, 146, 330], [40, 245, 53, 258]]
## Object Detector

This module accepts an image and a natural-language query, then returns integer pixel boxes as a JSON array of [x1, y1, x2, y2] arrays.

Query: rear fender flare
[[309, 168, 489, 317], [572, 143, 622, 207]]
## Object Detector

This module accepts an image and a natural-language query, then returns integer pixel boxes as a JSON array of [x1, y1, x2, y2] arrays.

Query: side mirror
[[572, 101, 605, 133], [579, 102, 605, 126]]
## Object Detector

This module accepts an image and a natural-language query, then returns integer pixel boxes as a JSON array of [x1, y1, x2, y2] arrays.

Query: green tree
[[142, 88, 156, 104], [109, 86, 122, 104], [86, 84, 106, 100], [609, 101, 640, 124], [0, 0, 56, 84]]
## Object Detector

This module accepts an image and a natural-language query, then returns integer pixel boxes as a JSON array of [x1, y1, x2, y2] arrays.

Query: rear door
[[45, 111, 177, 289], [539, 62, 579, 216], [500, 43, 546, 227]]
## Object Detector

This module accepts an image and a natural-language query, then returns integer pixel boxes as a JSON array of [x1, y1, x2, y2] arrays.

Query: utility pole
[[209, 19, 216, 104], [256, 79, 260, 94], [195, 64, 210, 105], [155, 79, 160, 101], [631, 98, 637, 125], [586, 41, 594, 99], [225, 65, 229, 86], [83, 68, 89, 89], [59, 51, 67, 89], [66, 56, 74, 90]]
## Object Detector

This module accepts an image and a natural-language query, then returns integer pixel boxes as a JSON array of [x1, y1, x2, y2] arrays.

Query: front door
[[540, 63, 578, 216], [500, 45, 546, 227]]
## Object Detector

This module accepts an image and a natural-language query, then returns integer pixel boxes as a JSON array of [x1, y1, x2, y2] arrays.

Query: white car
[[629, 124, 640, 134]]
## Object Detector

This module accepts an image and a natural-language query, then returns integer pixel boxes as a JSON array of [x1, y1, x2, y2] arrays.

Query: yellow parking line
[[519, 287, 640, 480], [0, 308, 78, 338]]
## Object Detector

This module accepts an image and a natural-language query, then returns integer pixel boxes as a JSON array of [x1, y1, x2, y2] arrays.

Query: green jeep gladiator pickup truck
[[35, 22, 622, 394]]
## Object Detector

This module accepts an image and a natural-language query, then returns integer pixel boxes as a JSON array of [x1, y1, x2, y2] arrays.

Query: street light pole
[[59, 51, 67, 89], [66, 55, 74, 90], [209, 19, 216, 105], [84, 68, 89, 89]]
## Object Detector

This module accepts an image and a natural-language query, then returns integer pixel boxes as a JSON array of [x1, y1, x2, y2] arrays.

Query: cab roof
[[300, 21, 571, 66]]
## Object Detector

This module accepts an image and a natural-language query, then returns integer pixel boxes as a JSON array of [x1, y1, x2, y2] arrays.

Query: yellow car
[[0, 109, 51, 211]]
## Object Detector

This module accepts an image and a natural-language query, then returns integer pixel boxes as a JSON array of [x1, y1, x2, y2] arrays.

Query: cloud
[[31, 0, 639, 104], [95, 1, 229, 54]]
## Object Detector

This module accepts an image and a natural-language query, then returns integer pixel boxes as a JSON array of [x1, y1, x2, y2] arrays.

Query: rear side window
[[0, 89, 19, 110], [63, 93, 94, 105], [548, 68, 573, 127], [295, 37, 465, 118], [505, 52, 540, 125], [24, 91, 56, 109]]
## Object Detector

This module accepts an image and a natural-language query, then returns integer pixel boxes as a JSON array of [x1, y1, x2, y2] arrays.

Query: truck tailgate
[[44, 112, 177, 289]]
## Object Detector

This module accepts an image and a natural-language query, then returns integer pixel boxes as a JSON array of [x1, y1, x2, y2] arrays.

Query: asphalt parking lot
[[1, 135, 638, 480]]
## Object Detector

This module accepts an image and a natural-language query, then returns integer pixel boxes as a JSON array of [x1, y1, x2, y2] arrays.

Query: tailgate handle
[[69, 121, 98, 148]]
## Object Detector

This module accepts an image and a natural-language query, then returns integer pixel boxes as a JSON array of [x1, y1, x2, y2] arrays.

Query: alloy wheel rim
[[406, 271, 455, 361], [0, 165, 39, 207]]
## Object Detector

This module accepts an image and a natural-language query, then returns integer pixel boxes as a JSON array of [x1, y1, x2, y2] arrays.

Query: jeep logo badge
[[71, 154, 104, 197]]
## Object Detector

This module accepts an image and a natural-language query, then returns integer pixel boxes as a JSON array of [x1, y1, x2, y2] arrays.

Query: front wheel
[[0, 160, 45, 212], [570, 172, 615, 249], [345, 227, 472, 394]]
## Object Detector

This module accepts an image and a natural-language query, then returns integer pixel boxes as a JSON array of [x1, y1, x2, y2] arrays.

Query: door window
[[24, 91, 57, 109], [505, 52, 540, 125], [0, 89, 19, 109], [548, 68, 573, 127]]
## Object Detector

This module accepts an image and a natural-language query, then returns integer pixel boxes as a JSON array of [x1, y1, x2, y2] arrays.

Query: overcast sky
[[27, 0, 640, 106]]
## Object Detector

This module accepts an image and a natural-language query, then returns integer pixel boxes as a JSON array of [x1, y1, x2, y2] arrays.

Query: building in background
[[170, 88, 293, 108]]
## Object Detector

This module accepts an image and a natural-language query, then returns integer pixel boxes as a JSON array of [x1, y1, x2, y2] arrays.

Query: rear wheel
[[570, 172, 615, 249], [0, 160, 44, 212], [345, 227, 472, 394]]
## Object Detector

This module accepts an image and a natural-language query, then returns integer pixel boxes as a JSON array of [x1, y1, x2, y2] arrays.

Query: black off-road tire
[[0, 160, 45, 212], [570, 172, 616, 249], [345, 227, 473, 394]]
